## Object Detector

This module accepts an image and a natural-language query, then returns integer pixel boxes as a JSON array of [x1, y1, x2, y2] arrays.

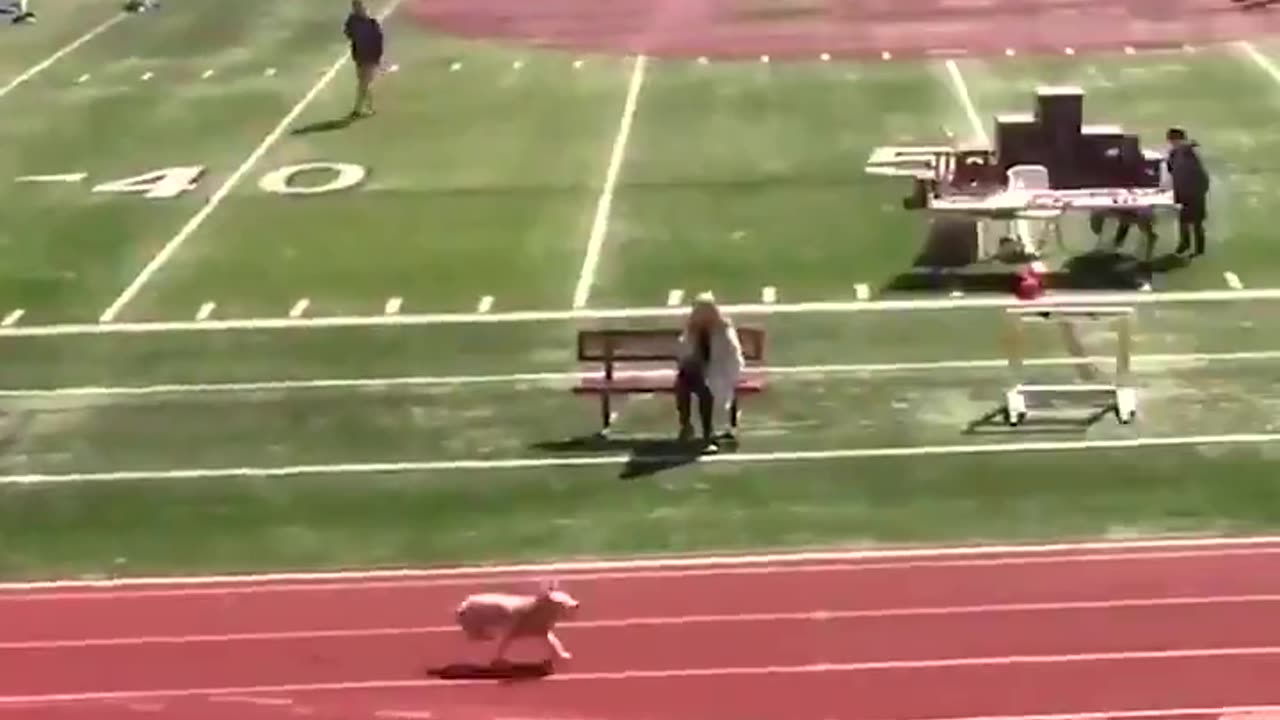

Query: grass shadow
[[532, 434, 738, 480], [291, 116, 356, 136], [964, 403, 1116, 435], [884, 250, 1189, 295]]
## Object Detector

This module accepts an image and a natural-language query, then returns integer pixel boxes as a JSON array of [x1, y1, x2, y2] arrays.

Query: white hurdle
[[1002, 304, 1137, 426]]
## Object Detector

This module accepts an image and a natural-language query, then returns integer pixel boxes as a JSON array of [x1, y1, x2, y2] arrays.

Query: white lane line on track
[[4, 537, 1280, 596], [4, 647, 1280, 703], [7, 593, 1280, 650]]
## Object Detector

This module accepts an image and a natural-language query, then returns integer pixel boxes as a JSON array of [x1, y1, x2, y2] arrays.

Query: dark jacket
[[1166, 142, 1209, 201], [344, 13, 384, 63]]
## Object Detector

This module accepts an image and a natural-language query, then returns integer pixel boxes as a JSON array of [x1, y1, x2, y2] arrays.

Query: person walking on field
[[344, 0, 384, 118], [1165, 127, 1211, 258], [673, 293, 744, 454]]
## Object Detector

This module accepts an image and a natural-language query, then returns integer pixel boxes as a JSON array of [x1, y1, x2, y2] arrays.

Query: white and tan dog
[[455, 581, 581, 663]]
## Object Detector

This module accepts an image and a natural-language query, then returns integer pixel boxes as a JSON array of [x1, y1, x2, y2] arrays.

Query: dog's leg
[[492, 629, 515, 666], [546, 631, 572, 661]]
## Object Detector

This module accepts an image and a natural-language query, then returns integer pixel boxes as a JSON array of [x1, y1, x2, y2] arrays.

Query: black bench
[[573, 328, 767, 436]]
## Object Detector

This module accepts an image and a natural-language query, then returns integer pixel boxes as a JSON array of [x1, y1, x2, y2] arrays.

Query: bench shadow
[[532, 435, 738, 480], [964, 403, 1115, 435], [426, 661, 553, 682], [291, 116, 356, 136]]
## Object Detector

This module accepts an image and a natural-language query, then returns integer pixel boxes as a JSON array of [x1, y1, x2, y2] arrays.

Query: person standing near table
[[673, 293, 744, 454], [1165, 127, 1210, 257], [344, 0, 384, 118]]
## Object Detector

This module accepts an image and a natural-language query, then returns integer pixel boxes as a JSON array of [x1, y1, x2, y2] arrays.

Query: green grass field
[[4, 0, 1280, 580]]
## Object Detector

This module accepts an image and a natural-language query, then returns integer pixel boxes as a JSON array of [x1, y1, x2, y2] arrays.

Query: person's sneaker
[[702, 440, 719, 455]]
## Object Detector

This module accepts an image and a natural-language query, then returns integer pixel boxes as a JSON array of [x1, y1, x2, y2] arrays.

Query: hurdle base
[[1003, 385, 1137, 426]]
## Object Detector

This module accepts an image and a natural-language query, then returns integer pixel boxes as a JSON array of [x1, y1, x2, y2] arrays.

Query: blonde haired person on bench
[[675, 293, 744, 453]]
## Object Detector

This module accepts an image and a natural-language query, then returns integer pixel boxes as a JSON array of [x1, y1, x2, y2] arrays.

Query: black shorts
[[1178, 198, 1206, 223], [352, 51, 382, 68]]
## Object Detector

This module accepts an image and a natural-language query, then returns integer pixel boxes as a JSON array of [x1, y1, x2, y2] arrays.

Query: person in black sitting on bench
[[674, 293, 744, 454], [1088, 144, 1159, 259]]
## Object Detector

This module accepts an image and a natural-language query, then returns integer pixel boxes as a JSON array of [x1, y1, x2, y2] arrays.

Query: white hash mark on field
[[96, 0, 404, 324], [477, 296, 494, 313], [195, 302, 216, 321], [1, 310, 23, 327], [571, 55, 648, 309], [0, 13, 126, 99], [943, 59, 988, 145], [384, 297, 403, 315], [3, 433, 1280, 485], [289, 299, 310, 318]]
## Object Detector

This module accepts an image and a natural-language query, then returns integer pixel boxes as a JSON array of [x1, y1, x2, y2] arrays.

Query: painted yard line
[[6, 537, 1280, 594], [96, 0, 404, 323], [17, 285, 1280, 338], [4, 347, 1280, 399], [5, 646, 1280, 703], [943, 58, 988, 145], [571, 54, 648, 309], [9, 593, 1280, 650], [3, 431, 1280, 486], [1238, 40, 1280, 85], [0, 13, 127, 99], [14, 173, 87, 183]]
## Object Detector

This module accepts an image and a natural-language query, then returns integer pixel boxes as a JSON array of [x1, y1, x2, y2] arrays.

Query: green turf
[[6, 3, 1280, 581]]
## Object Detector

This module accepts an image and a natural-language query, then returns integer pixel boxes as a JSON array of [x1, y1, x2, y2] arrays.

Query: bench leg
[[598, 393, 613, 438]]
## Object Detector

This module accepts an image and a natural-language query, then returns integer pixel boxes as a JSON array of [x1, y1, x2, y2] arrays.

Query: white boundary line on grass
[[943, 58, 988, 144], [1237, 40, 1280, 85], [96, 0, 405, 324], [5, 347, 1280, 398], [10, 286, 1280, 338], [572, 54, 648, 309], [0, 12, 127, 99], [3, 431, 1279, 486], [4, 536, 1280, 591]]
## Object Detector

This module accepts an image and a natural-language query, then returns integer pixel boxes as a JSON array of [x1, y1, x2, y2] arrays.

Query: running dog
[[455, 581, 581, 663]]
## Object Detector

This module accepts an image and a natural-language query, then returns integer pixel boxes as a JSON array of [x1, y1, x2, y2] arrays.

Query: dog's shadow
[[426, 661, 554, 682]]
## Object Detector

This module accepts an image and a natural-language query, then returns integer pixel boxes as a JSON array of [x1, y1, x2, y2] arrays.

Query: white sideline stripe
[[2, 432, 1279, 486], [1, 309, 23, 327], [7, 547, 1280, 601], [0, 13, 126, 99], [571, 54, 648, 309], [944, 59, 988, 145], [96, 0, 404, 324], [5, 537, 1280, 593], [1, 347, 1277, 399], [1239, 40, 1280, 85], [15, 173, 87, 183], [8, 593, 1280, 650], [289, 299, 310, 319], [5, 648, 1280, 703], [21, 286, 1280, 338]]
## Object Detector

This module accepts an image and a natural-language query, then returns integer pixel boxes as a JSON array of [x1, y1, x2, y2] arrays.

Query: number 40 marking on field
[[90, 162, 368, 199]]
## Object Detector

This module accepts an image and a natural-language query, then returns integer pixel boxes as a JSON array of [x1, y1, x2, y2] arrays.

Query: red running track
[[4, 540, 1280, 720]]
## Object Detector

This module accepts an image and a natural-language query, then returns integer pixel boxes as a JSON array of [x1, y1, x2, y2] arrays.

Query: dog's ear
[[538, 578, 560, 595]]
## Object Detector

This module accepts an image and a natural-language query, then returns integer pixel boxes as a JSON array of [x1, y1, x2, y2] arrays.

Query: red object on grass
[[1014, 271, 1044, 300]]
